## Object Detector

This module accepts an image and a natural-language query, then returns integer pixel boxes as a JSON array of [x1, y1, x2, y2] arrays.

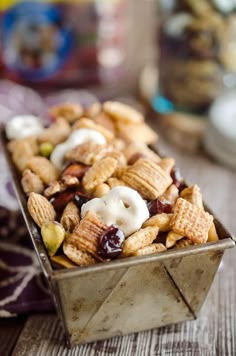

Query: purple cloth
[[0, 81, 98, 317]]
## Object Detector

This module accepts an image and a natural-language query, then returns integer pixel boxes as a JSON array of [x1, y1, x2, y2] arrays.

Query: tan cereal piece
[[27, 156, 59, 184], [175, 238, 195, 249], [21, 169, 44, 195], [8, 136, 39, 155], [93, 183, 110, 198], [122, 226, 159, 257], [159, 157, 175, 174], [163, 184, 179, 205], [143, 213, 173, 232], [208, 222, 219, 242], [50, 255, 77, 269], [49, 103, 83, 123], [171, 198, 213, 244], [93, 112, 115, 133], [116, 121, 158, 145], [72, 117, 114, 142], [63, 241, 96, 266], [113, 166, 127, 179], [27, 192, 56, 227], [111, 138, 126, 151], [10, 139, 38, 172], [121, 159, 172, 200], [84, 102, 102, 118], [134, 243, 167, 256], [69, 211, 108, 257], [103, 101, 144, 124], [65, 141, 106, 165], [107, 177, 126, 189], [38, 118, 71, 146], [61, 202, 80, 232], [123, 142, 161, 164], [166, 231, 184, 248], [180, 185, 203, 209], [82, 157, 118, 192], [98, 149, 127, 167]]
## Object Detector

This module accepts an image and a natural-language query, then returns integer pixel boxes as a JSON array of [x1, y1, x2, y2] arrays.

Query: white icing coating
[[50, 128, 106, 170], [5, 115, 44, 140], [212, 0, 235, 14], [164, 13, 193, 38], [81, 186, 149, 237]]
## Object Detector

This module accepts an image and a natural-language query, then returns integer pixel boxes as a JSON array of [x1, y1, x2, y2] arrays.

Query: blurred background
[[0, 0, 236, 168]]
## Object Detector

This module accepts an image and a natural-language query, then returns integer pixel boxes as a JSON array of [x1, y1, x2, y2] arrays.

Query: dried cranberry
[[148, 197, 172, 216], [50, 189, 77, 212], [98, 225, 125, 259], [74, 192, 90, 209], [170, 167, 186, 191]]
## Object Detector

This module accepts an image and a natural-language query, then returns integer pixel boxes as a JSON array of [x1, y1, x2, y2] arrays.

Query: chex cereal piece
[[93, 183, 110, 198], [69, 211, 108, 257], [122, 226, 159, 257], [61, 202, 80, 232], [98, 149, 127, 167], [159, 158, 175, 174], [65, 142, 106, 165], [73, 118, 114, 142], [84, 102, 102, 118], [107, 177, 126, 189], [93, 112, 115, 133], [143, 213, 173, 232], [207, 222, 219, 242], [121, 159, 172, 200], [27, 192, 56, 227], [27, 156, 59, 185], [134, 243, 166, 256], [63, 241, 96, 266], [103, 101, 144, 124], [49, 103, 83, 123], [8, 136, 39, 155], [180, 185, 203, 209], [21, 169, 44, 195], [82, 157, 117, 192], [166, 231, 184, 248], [163, 184, 179, 204], [38, 118, 71, 146], [10, 139, 37, 172], [113, 166, 127, 179], [116, 121, 158, 145], [175, 238, 195, 249], [171, 198, 213, 244], [124, 142, 161, 164]]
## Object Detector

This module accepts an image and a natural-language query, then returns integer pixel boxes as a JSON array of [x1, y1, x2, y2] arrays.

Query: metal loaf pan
[[1, 129, 235, 348]]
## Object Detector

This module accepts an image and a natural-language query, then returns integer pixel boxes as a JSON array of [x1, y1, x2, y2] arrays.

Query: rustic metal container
[[2, 130, 235, 348]]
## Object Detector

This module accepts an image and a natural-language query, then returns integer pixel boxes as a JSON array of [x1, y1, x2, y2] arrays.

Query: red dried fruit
[[98, 225, 125, 259], [148, 197, 172, 216]]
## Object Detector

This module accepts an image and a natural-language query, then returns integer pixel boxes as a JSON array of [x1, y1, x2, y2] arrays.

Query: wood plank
[[12, 133, 236, 355], [0, 316, 26, 356]]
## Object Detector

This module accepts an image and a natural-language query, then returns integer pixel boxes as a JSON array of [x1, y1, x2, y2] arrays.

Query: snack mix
[[159, 0, 236, 111], [6, 101, 218, 268]]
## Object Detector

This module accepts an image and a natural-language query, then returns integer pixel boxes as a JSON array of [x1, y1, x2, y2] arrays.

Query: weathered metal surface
[[1, 128, 235, 348]]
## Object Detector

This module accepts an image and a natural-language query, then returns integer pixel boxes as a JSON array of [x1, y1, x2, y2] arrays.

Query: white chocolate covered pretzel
[[81, 186, 149, 237], [50, 128, 106, 170], [6, 115, 44, 140]]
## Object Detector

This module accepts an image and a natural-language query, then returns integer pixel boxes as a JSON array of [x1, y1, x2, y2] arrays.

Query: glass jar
[[158, 0, 236, 112]]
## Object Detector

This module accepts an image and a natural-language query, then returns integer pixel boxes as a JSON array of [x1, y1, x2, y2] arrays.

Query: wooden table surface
[[1, 121, 236, 356]]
